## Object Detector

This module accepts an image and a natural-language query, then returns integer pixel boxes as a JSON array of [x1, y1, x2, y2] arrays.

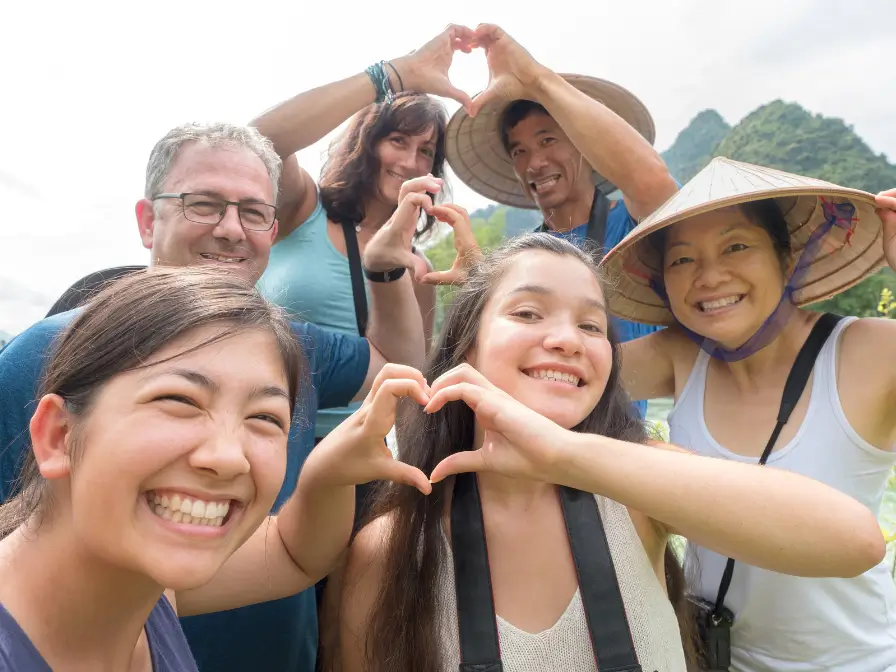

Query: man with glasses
[[0, 122, 426, 672]]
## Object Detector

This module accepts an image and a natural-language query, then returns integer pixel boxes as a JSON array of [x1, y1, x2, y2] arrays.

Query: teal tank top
[[258, 199, 366, 437]]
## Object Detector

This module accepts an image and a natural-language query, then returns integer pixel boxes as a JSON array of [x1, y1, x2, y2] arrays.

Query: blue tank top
[[0, 595, 198, 671], [259, 199, 363, 437]]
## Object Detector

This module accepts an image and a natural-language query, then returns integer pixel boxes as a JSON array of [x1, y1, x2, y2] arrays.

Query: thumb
[[419, 269, 463, 286], [404, 252, 430, 282], [430, 450, 488, 484], [440, 79, 474, 115], [381, 459, 433, 495], [469, 84, 500, 118]]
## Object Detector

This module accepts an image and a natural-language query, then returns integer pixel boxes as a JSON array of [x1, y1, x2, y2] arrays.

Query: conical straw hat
[[444, 74, 656, 209], [600, 157, 886, 326]]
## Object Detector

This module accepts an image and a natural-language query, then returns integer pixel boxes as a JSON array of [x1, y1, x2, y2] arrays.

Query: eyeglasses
[[152, 193, 277, 231]]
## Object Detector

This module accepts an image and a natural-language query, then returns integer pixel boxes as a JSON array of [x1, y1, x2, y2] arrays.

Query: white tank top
[[433, 494, 687, 672], [669, 317, 896, 671]]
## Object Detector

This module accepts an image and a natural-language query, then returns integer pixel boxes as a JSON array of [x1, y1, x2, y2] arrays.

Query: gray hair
[[144, 122, 282, 203]]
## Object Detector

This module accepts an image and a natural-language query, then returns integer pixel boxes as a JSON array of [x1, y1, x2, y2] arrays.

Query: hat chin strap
[[648, 200, 856, 363]]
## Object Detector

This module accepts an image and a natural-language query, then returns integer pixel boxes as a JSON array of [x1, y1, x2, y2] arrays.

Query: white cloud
[[1, 0, 893, 328]]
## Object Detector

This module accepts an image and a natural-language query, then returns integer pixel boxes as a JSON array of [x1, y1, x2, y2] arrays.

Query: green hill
[[661, 109, 731, 183]]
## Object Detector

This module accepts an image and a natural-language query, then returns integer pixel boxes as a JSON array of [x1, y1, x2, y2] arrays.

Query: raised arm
[[426, 364, 886, 580], [175, 365, 431, 616], [470, 24, 677, 220], [250, 25, 475, 238]]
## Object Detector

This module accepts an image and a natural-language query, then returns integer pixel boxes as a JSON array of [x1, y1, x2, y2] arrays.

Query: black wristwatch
[[363, 266, 406, 283]]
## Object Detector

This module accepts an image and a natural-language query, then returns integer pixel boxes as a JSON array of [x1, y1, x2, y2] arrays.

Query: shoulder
[[837, 315, 896, 388], [0, 310, 78, 371]]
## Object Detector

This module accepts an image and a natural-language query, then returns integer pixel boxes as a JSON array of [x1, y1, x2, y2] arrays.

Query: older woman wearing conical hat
[[600, 157, 896, 671]]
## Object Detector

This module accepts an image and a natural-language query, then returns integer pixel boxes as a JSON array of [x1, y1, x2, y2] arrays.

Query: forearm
[[251, 71, 382, 157], [276, 457, 355, 583], [556, 433, 884, 577], [530, 70, 676, 218], [365, 278, 426, 369]]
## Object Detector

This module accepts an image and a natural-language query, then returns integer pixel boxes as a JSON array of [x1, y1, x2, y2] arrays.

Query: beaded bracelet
[[365, 61, 395, 104]]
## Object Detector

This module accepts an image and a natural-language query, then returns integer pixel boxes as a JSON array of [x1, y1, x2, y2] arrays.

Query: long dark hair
[[0, 266, 305, 539], [318, 92, 448, 239], [353, 233, 696, 670]]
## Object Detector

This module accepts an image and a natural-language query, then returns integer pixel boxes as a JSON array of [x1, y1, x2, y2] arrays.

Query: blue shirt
[[0, 311, 370, 672], [0, 595, 198, 672], [542, 198, 660, 418]]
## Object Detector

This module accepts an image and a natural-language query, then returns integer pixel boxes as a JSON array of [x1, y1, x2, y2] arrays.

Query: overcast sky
[[1, 0, 893, 332]]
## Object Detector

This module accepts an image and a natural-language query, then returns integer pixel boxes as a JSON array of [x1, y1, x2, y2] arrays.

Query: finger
[[469, 85, 500, 118], [429, 363, 501, 396], [874, 194, 896, 211], [429, 205, 479, 249], [473, 23, 502, 44], [430, 450, 489, 483], [391, 192, 433, 233], [405, 252, 431, 283], [425, 381, 491, 415], [370, 378, 431, 415], [367, 363, 428, 401], [418, 269, 464, 286], [398, 175, 443, 202], [437, 80, 475, 115], [378, 458, 432, 494]]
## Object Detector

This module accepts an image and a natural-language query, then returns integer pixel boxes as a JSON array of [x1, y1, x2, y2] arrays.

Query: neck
[[540, 185, 594, 234], [472, 424, 553, 507], [0, 517, 161, 669], [717, 309, 818, 393], [357, 196, 396, 233]]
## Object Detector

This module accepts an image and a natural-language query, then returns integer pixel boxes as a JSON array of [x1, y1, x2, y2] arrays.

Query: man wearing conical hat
[[445, 24, 678, 416], [601, 158, 896, 671]]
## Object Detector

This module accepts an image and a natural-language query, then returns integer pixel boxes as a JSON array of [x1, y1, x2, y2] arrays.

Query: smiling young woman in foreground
[[600, 159, 896, 671], [335, 233, 884, 672], [0, 267, 431, 672]]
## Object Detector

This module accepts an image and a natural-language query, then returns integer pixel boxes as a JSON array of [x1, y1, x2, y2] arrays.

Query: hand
[[307, 364, 432, 495], [392, 25, 476, 114], [469, 24, 548, 117], [875, 188, 896, 271], [419, 204, 482, 286], [364, 175, 441, 281], [425, 364, 569, 484]]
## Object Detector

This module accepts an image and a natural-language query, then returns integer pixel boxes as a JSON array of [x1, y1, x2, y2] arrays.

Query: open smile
[[144, 490, 240, 535], [522, 366, 586, 388], [529, 174, 561, 194], [696, 294, 745, 315], [199, 253, 247, 264]]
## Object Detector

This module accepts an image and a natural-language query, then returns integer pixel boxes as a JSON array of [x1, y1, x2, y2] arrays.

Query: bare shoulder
[[838, 317, 896, 383]]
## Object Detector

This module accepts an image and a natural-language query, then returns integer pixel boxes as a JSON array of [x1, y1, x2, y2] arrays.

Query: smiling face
[[506, 111, 594, 211], [661, 207, 792, 347], [374, 128, 437, 205], [467, 250, 613, 429], [137, 143, 278, 283], [51, 326, 291, 591]]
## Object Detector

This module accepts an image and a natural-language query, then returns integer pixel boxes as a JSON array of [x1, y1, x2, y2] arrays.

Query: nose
[[212, 204, 247, 244], [526, 151, 549, 174], [693, 258, 732, 289], [188, 429, 251, 480], [398, 146, 418, 172], [542, 319, 583, 356]]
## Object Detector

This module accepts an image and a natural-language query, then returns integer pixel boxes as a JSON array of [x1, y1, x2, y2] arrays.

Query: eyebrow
[[143, 368, 290, 402], [666, 224, 750, 251], [191, 189, 267, 205], [508, 283, 606, 313]]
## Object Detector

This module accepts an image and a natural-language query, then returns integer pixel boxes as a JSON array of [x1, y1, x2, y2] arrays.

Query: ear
[[269, 218, 279, 245], [136, 199, 156, 251], [29, 394, 75, 480]]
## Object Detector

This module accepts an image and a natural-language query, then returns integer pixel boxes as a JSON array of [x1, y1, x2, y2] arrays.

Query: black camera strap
[[451, 472, 642, 672], [341, 221, 369, 338], [709, 312, 843, 619]]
